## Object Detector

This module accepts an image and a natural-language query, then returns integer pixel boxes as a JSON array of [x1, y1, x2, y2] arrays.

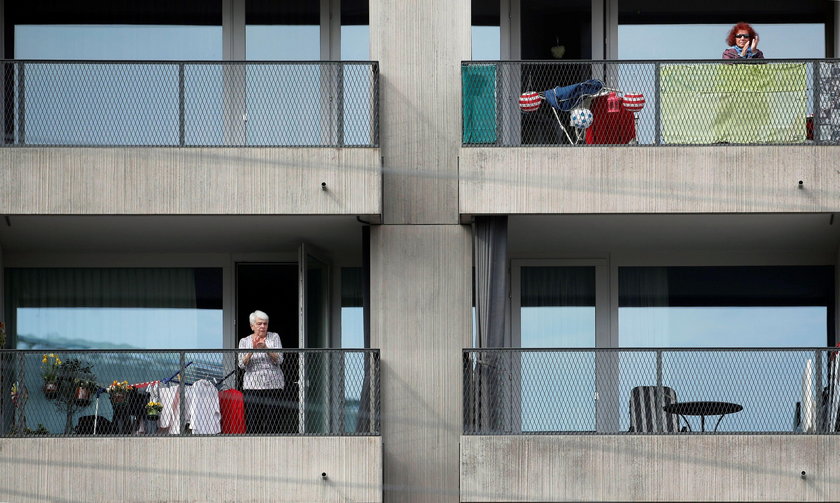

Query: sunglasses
[[734, 34, 751, 39]]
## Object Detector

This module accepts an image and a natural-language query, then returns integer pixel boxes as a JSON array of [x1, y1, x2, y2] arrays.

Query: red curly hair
[[726, 22, 758, 46]]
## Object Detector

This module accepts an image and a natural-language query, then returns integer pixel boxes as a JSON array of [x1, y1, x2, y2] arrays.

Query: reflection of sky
[[620, 307, 826, 348], [521, 307, 595, 348], [18, 307, 223, 349], [14, 25, 374, 147], [515, 348, 830, 433], [15, 25, 223, 60], [519, 305, 827, 432]]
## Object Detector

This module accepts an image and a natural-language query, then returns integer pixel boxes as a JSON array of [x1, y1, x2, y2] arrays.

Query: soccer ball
[[569, 107, 594, 129]]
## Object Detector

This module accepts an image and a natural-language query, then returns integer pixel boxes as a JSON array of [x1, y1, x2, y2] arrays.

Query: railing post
[[654, 62, 661, 145], [17, 62, 25, 145], [370, 350, 379, 434], [815, 349, 824, 432], [179, 351, 187, 435], [372, 62, 380, 147], [813, 60, 821, 145], [655, 349, 664, 432], [178, 63, 186, 146]]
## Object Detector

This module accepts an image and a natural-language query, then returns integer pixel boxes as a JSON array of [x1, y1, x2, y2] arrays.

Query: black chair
[[629, 385, 682, 432]]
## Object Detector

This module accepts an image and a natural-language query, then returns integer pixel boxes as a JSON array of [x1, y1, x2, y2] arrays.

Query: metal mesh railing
[[464, 348, 840, 434], [0, 349, 379, 436], [462, 59, 840, 146], [0, 60, 379, 147]]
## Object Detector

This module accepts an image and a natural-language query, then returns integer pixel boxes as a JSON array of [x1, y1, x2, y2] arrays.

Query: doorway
[[236, 263, 299, 433]]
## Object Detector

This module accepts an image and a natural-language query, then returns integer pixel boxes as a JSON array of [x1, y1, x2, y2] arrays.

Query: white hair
[[249, 310, 269, 325]]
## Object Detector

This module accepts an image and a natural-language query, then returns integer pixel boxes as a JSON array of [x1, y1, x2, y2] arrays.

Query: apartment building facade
[[1, 0, 840, 502]]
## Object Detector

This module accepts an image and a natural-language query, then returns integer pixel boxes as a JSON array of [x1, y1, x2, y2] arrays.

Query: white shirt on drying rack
[[158, 383, 185, 434], [187, 379, 221, 434]]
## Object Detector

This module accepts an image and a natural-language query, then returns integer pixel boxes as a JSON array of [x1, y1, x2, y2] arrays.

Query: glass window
[[616, 265, 832, 433], [16, 25, 222, 60], [340, 267, 366, 432], [618, 23, 826, 60], [518, 265, 596, 432], [520, 266, 596, 348], [618, 266, 832, 347], [245, 25, 320, 60], [6, 268, 224, 349]]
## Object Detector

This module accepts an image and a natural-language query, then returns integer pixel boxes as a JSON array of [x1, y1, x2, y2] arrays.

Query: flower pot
[[75, 387, 92, 406], [144, 418, 159, 434], [146, 413, 160, 421], [43, 381, 58, 399], [110, 392, 126, 404]]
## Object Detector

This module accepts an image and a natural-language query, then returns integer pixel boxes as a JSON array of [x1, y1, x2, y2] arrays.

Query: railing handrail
[[463, 347, 838, 352], [3, 348, 380, 354], [3, 59, 379, 65], [462, 58, 840, 64]]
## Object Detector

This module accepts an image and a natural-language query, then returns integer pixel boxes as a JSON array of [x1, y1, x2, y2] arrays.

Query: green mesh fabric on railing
[[660, 63, 807, 144]]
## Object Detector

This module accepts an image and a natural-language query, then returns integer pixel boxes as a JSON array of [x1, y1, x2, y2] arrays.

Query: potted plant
[[74, 377, 99, 405], [145, 401, 163, 420], [106, 380, 134, 404], [53, 357, 98, 434], [41, 353, 62, 398], [144, 401, 163, 434]]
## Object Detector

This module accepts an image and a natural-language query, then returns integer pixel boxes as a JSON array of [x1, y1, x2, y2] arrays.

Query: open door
[[298, 243, 332, 433]]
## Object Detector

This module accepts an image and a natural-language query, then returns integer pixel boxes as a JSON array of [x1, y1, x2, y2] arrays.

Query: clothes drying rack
[[91, 362, 236, 434]]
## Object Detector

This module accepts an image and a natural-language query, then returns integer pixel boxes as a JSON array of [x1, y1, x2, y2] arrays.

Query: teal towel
[[462, 65, 497, 144]]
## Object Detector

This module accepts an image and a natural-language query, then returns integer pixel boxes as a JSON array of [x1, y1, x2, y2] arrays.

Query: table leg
[[678, 414, 692, 432], [700, 415, 705, 432], [713, 414, 726, 432]]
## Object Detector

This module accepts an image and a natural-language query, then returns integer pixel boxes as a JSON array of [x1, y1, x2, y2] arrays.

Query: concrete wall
[[461, 435, 840, 502], [370, 225, 472, 503], [0, 148, 380, 216], [371, 0, 470, 224], [0, 436, 381, 503], [459, 146, 840, 215]]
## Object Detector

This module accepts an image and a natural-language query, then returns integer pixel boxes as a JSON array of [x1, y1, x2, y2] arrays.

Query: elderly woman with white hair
[[238, 310, 285, 433]]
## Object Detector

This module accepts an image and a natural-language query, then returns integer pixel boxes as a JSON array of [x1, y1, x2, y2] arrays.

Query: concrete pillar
[[370, 225, 472, 502], [371, 0, 470, 225]]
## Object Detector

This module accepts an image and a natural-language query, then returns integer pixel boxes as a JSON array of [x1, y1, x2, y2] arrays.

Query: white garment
[[828, 356, 840, 433], [187, 379, 221, 434], [158, 384, 186, 435]]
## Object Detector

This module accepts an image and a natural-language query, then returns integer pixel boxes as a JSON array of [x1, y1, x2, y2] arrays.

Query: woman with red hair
[[723, 22, 764, 59]]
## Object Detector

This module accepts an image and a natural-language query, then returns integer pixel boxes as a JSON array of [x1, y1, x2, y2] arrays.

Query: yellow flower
[[42, 356, 47, 363], [55, 358, 62, 365]]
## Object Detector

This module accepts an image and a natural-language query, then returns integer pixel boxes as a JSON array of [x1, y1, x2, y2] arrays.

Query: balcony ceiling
[[0, 215, 366, 259], [2, 214, 837, 262], [509, 213, 840, 257]]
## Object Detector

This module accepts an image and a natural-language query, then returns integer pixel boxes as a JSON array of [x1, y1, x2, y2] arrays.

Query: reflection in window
[[245, 26, 319, 60], [16, 25, 223, 60], [520, 266, 596, 348], [519, 266, 596, 431], [7, 268, 223, 349], [618, 266, 832, 347], [341, 267, 366, 432], [616, 265, 833, 432]]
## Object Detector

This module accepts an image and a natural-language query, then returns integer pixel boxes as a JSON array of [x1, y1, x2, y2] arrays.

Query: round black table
[[662, 401, 743, 432]]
